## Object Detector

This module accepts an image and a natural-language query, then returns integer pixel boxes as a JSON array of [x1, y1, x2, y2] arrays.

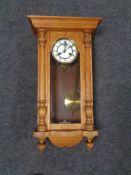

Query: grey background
[[0, 0, 131, 175]]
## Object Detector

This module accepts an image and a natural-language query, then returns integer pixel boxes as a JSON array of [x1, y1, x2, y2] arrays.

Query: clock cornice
[[27, 15, 102, 34]]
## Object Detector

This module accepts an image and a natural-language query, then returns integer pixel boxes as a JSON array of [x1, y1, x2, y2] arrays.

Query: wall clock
[[27, 16, 102, 152]]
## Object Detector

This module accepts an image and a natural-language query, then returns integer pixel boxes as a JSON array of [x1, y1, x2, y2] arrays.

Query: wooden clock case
[[27, 16, 102, 152]]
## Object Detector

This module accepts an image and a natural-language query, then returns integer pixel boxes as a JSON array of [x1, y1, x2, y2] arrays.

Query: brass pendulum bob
[[64, 89, 80, 113]]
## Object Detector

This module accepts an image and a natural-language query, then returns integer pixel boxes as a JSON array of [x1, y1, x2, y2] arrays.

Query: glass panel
[[50, 53, 81, 124]]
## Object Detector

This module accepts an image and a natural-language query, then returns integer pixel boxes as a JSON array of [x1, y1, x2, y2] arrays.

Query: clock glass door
[[50, 39, 81, 123]]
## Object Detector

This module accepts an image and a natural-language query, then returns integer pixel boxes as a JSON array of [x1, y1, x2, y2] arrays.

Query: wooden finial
[[37, 138, 46, 152], [85, 139, 94, 151]]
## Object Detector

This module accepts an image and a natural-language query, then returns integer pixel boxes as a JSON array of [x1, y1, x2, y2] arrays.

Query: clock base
[[33, 130, 98, 152]]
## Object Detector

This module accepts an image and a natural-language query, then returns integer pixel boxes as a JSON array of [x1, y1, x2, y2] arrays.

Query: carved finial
[[85, 139, 94, 151], [37, 138, 46, 152]]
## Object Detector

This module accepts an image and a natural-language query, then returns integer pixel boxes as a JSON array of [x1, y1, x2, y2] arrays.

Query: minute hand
[[66, 44, 74, 50]]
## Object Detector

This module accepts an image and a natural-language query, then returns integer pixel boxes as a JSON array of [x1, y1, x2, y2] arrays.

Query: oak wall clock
[[27, 16, 102, 152]]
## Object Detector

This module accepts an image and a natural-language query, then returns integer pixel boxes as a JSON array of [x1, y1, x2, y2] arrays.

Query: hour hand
[[63, 42, 68, 52]]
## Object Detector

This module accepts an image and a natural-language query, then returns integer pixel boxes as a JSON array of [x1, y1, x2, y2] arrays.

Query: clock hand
[[66, 44, 74, 50], [62, 44, 73, 53], [63, 41, 68, 52]]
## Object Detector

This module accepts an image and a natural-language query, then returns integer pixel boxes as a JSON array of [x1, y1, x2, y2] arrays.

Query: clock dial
[[52, 38, 78, 64]]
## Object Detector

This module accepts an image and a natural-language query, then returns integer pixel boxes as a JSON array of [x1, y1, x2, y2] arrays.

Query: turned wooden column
[[37, 28, 47, 132], [84, 31, 94, 131]]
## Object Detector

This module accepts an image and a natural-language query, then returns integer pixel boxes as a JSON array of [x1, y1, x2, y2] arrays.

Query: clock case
[[27, 16, 102, 151]]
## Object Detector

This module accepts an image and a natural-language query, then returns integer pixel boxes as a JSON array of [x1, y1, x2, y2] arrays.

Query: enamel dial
[[52, 38, 78, 64]]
